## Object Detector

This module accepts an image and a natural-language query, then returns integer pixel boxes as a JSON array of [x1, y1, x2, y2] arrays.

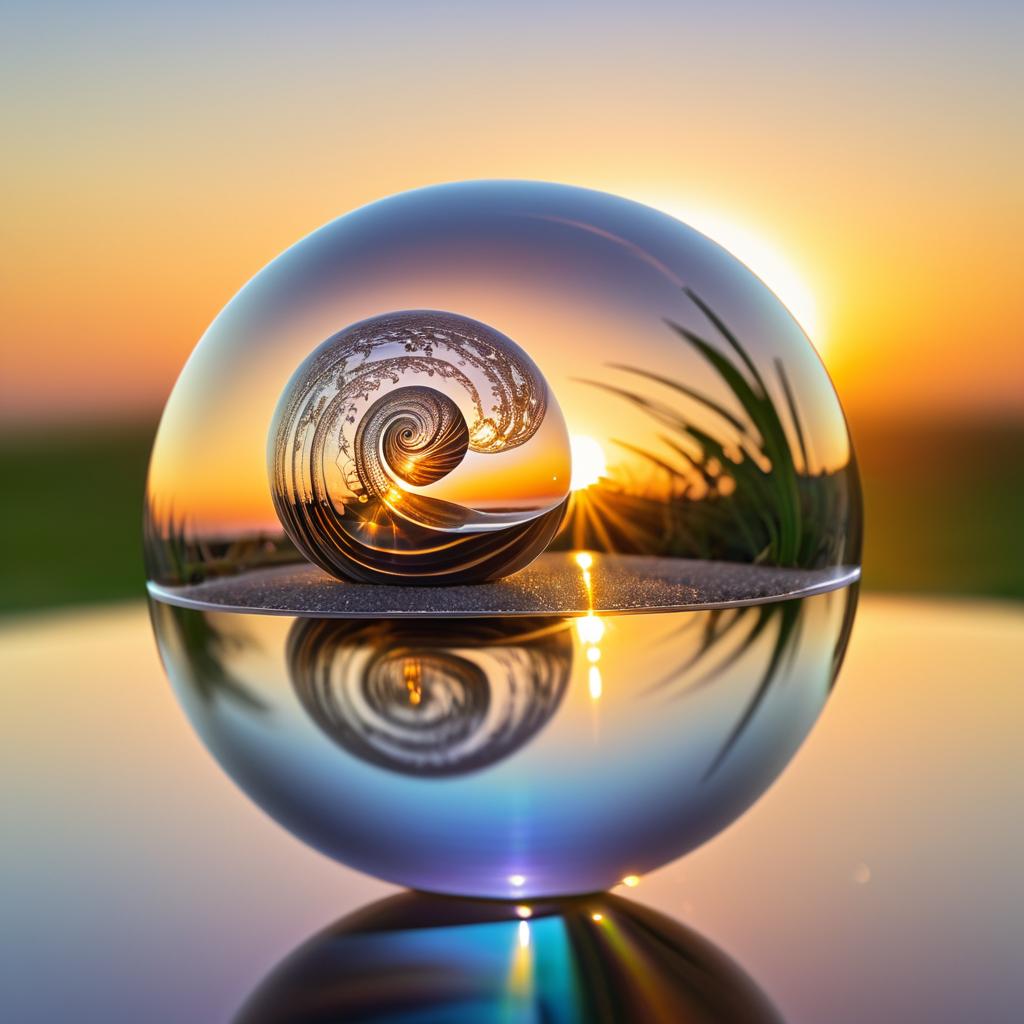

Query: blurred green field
[[1, 419, 1021, 613], [0, 426, 155, 613], [853, 419, 1024, 600]]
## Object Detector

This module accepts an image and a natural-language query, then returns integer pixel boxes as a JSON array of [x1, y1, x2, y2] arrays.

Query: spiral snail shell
[[269, 311, 570, 584]]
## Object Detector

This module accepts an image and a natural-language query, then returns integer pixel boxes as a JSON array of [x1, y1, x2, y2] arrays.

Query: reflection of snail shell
[[268, 310, 569, 585], [287, 618, 573, 777]]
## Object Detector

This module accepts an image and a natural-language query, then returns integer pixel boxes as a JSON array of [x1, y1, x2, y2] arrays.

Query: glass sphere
[[146, 180, 862, 898]]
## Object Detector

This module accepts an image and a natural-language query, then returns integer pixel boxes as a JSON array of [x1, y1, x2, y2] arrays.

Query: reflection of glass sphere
[[145, 180, 863, 899], [151, 585, 856, 897], [235, 892, 783, 1023]]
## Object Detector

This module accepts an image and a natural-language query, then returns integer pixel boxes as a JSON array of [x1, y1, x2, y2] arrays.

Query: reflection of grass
[[149, 600, 267, 711], [648, 586, 857, 779], [561, 288, 860, 570], [682, 600, 803, 779]]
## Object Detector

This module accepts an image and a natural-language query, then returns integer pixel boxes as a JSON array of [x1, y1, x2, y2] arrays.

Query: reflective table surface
[[3, 596, 1022, 1022]]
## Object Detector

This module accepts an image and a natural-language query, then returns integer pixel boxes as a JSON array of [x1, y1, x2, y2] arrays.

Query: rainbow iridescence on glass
[[234, 892, 782, 1023]]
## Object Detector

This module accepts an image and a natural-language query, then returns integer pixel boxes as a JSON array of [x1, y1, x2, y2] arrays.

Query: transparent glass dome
[[146, 181, 861, 897]]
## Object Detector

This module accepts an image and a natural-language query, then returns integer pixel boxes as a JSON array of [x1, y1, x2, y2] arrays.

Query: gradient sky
[[2, 0, 1021, 427]]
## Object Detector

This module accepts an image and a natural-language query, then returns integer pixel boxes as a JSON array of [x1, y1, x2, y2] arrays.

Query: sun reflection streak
[[508, 918, 533, 1000], [403, 658, 422, 706], [575, 551, 605, 701]]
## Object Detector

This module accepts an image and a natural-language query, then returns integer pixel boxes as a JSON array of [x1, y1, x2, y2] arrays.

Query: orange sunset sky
[[2, 2, 1021, 429]]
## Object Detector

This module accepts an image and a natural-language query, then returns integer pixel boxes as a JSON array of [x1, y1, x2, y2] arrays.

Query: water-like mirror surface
[[153, 585, 856, 897]]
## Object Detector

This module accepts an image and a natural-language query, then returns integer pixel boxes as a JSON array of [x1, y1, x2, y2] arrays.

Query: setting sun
[[570, 435, 608, 490], [637, 196, 823, 353]]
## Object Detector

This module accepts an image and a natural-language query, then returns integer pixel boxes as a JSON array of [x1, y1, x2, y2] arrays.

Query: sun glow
[[570, 435, 608, 490], [639, 196, 823, 351]]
